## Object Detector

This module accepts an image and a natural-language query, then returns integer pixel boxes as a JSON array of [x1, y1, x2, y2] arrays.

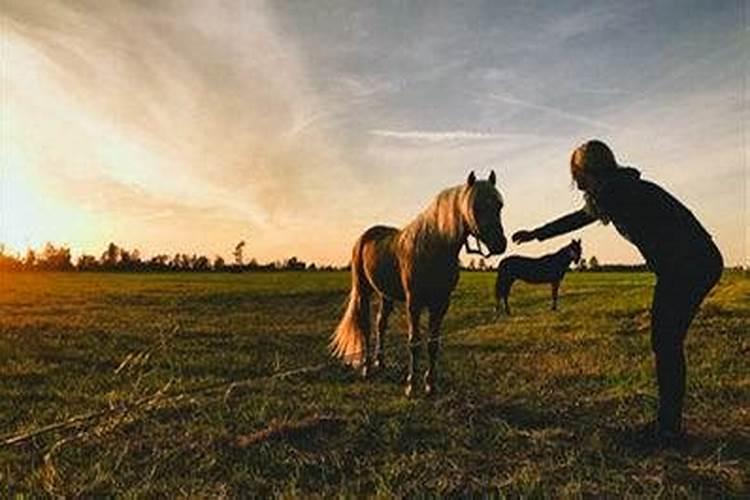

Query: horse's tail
[[330, 236, 371, 368]]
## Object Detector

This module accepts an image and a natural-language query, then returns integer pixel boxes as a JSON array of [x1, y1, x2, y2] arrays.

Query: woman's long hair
[[570, 140, 617, 224]]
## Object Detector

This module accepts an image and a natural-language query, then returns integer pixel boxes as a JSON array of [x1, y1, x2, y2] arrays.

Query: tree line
[[0, 242, 345, 273], [0, 241, 681, 274]]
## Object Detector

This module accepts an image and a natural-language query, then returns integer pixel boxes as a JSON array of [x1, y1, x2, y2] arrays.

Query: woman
[[513, 140, 723, 445]]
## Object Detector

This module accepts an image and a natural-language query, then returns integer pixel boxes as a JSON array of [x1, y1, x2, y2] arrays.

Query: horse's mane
[[399, 185, 470, 256], [552, 245, 570, 258], [550, 241, 578, 262]]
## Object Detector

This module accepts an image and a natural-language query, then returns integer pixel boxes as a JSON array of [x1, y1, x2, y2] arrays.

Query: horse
[[330, 171, 507, 396], [495, 239, 582, 315]]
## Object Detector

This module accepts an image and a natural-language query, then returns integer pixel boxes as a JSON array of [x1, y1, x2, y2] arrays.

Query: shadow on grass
[[604, 423, 749, 495]]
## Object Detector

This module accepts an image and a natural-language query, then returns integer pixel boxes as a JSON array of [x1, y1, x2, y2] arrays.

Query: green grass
[[0, 270, 747, 496]]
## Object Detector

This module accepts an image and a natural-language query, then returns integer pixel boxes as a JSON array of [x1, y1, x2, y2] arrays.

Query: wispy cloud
[[542, 4, 625, 42], [575, 87, 633, 96], [369, 129, 538, 143], [487, 93, 616, 131]]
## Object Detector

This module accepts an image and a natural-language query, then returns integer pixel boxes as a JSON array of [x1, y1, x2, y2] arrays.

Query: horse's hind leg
[[359, 287, 374, 378], [424, 300, 449, 396], [494, 293, 508, 317], [374, 296, 393, 370]]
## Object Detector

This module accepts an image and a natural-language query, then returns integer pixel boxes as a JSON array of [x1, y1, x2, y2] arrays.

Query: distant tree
[[24, 249, 37, 270], [284, 256, 306, 271], [119, 249, 132, 269], [213, 256, 225, 271], [478, 259, 487, 271], [101, 242, 120, 269], [577, 257, 588, 271], [38, 243, 73, 271], [307, 262, 317, 271], [77, 254, 99, 271], [170, 253, 182, 270], [0, 246, 22, 271], [468, 259, 476, 271], [194, 255, 210, 271], [131, 249, 141, 267], [597, 263, 648, 272], [144, 255, 164, 271], [149, 254, 169, 271], [233, 241, 246, 267]]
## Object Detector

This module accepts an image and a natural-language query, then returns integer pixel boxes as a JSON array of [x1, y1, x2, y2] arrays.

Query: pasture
[[0, 270, 747, 496]]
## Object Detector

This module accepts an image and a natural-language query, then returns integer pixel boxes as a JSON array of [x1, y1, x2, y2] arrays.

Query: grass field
[[0, 270, 747, 496]]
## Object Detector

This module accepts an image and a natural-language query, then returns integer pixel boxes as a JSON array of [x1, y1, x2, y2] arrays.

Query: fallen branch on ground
[[232, 414, 345, 449]]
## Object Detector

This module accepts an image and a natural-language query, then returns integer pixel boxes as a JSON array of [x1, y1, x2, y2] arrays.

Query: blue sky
[[1, 0, 746, 265]]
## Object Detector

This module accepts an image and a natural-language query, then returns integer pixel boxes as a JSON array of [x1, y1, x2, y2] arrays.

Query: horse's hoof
[[424, 383, 437, 397], [404, 384, 415, 397], [360, 365, 370, 379], [373, 358, 385, 370]]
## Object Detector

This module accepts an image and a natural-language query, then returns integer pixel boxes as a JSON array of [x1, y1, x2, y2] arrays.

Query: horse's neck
[[552, 247, 572, 267], [403, 186, 468, 257]]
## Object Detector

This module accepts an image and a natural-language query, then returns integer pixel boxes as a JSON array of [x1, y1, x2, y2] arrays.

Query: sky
[[0, 0, 747, 266]]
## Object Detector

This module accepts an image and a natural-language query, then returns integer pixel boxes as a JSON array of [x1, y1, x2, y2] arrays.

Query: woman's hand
[[512, 229, 537, 244]]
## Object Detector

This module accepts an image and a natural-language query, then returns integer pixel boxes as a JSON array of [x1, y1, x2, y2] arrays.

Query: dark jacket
[[533, 167, 719, 276]]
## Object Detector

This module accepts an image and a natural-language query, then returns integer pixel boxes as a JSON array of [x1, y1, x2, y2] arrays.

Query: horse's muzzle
[[485, 236, 507, 256]]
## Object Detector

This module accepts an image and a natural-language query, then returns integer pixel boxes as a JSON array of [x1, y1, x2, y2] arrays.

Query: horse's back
[[357, 225, 405, 301], [360, 225, 399, 243]]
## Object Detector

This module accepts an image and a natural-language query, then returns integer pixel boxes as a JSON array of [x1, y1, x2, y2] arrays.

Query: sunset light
[[1, 2, 747, 495]]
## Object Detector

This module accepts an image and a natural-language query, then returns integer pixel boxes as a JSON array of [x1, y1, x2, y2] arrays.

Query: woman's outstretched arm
[[513, 209, 596, 243]]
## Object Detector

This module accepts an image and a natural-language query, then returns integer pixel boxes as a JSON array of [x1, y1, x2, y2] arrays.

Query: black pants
[[650, 243, 723, 432]]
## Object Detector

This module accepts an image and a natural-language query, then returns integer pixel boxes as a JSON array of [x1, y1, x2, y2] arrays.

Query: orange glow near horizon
[[0, 157, 96, 256]]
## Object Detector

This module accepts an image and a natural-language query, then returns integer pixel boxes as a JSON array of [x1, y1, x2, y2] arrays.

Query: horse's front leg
[[425, 300, 450, 396], [405, 299, 421, 397]]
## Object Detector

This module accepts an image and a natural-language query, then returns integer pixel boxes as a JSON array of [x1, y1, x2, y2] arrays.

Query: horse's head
[[464, 170, 507, 256], [568, 239, 582, 264]]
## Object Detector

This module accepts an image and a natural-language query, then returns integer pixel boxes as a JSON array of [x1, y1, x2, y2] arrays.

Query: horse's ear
[[467, 171, 476, 186], [489, 170, 496, 186]]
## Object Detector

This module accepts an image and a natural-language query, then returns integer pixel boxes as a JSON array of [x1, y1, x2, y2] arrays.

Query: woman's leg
[[650, 253, 722, 435], [651, 278, 687, 434]]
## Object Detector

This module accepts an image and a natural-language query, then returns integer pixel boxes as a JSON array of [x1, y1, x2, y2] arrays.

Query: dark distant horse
[[331, 172, 507, 396], [495, 239, 582, 315]]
